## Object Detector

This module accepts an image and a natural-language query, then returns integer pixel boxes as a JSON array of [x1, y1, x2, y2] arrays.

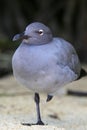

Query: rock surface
[[0, 65, 87, 130]]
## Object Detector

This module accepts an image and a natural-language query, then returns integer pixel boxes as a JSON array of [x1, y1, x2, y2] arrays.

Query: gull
[[12, 22, 81, 125]]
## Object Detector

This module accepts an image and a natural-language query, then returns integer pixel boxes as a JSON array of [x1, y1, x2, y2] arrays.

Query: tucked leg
[[46, 95, 53, 102]]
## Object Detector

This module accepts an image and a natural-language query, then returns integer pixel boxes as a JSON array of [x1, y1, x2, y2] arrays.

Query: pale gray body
[[12, 37, 81, 95], [12, 22, 81, 125]]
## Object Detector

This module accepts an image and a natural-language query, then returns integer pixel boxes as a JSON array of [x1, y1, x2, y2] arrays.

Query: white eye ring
[[39, 29, 44, 35]]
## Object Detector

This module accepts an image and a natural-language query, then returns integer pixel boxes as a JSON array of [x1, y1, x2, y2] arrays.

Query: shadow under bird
[[12, 22, 81, 125]]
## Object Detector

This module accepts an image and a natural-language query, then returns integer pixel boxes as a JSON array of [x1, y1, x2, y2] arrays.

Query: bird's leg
[[22, 93, 52, 126], [46, 95, 53, 102], [21, 93, 44, 126], [34, 93, 44, 125]]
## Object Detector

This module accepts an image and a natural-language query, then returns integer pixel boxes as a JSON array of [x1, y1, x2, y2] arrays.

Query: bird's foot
[[21, 123, 31, 126], [21, 120, 44, 126], [36, 120, 44, 125], [46, 95, 53, 102]]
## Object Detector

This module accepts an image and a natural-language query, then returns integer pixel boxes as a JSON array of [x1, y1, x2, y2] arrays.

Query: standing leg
[[22, 93, 44, 126], [34, 93, 44, 125]]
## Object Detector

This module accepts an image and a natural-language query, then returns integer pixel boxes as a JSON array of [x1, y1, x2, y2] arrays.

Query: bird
[[12, 22, 81, 125]]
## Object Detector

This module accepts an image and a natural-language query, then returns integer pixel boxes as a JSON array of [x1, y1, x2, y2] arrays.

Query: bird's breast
[[12, 43, 52, 80]]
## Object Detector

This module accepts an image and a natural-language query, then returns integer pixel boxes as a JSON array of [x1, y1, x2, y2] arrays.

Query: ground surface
[[0, 65, 87, 130]]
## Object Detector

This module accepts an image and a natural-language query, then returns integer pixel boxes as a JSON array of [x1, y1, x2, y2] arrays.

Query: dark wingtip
[[67, 68, 87, 97], [78, 68, 87, 79]]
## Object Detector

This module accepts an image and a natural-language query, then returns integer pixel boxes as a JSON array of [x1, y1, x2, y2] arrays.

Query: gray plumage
[[12, 22, 81, 125]]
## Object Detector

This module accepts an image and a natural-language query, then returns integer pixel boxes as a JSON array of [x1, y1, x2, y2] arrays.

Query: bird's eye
[[35, 29, 44, 36], [38, 29, 44, 35]]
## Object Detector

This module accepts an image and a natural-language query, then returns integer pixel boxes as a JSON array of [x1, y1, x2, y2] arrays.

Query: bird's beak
[[12, 32, 29, 41]]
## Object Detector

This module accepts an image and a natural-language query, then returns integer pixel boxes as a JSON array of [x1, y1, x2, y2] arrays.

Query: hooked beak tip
[[12, 34, 22, 41], [12, 32, 25, 41], [12, 36, 17, 41], [12, 32, 29, 42]]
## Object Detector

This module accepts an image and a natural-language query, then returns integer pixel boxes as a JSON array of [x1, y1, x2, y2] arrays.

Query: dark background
[[0, 0, 87, 76]]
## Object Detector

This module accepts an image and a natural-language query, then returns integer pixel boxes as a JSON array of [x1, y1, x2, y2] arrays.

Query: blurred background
[[0, 0, 87, 77]]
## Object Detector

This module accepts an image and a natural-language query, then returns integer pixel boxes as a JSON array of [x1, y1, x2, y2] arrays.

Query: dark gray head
[[13, 22, 53, 45]]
